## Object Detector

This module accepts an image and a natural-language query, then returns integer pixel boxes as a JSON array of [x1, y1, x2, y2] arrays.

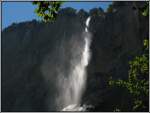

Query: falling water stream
[[61, 17, 92, 111]]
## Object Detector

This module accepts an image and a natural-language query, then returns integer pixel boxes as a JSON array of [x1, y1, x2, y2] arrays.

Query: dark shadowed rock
[[83, 1, 148, 111]]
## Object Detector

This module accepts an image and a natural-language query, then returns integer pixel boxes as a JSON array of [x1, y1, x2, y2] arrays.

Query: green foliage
[[32, 1, 63, 22], [109, 39, 149, 111], [142, 2, 149, 16], [109, 3, 149, 111]]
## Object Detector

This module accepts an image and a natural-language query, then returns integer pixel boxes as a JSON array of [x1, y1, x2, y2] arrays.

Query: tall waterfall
[[58, 17, 92, 111]]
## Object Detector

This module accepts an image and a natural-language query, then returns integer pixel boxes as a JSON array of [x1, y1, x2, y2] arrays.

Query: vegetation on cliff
[[109, 3, 149, 111], [32, 1, 63, 22], [109, 39, 149, 111]]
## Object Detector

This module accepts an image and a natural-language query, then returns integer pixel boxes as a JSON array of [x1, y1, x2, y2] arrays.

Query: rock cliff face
[[83, 2, 148, 111], [2, 1, 148, 112]]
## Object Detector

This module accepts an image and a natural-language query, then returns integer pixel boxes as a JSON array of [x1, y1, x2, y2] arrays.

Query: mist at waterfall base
[[43, 17, 92, 111]]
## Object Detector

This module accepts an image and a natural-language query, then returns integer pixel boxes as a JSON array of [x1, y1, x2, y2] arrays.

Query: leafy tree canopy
[[109, 38, 149, 111], [32, 1, 64, 22]]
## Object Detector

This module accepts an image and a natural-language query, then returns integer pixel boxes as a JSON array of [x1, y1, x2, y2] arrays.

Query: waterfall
[[58, 17, 91, 111]]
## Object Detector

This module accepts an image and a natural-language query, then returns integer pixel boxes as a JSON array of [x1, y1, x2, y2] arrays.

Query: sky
[[2, 2, 112, 29]]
